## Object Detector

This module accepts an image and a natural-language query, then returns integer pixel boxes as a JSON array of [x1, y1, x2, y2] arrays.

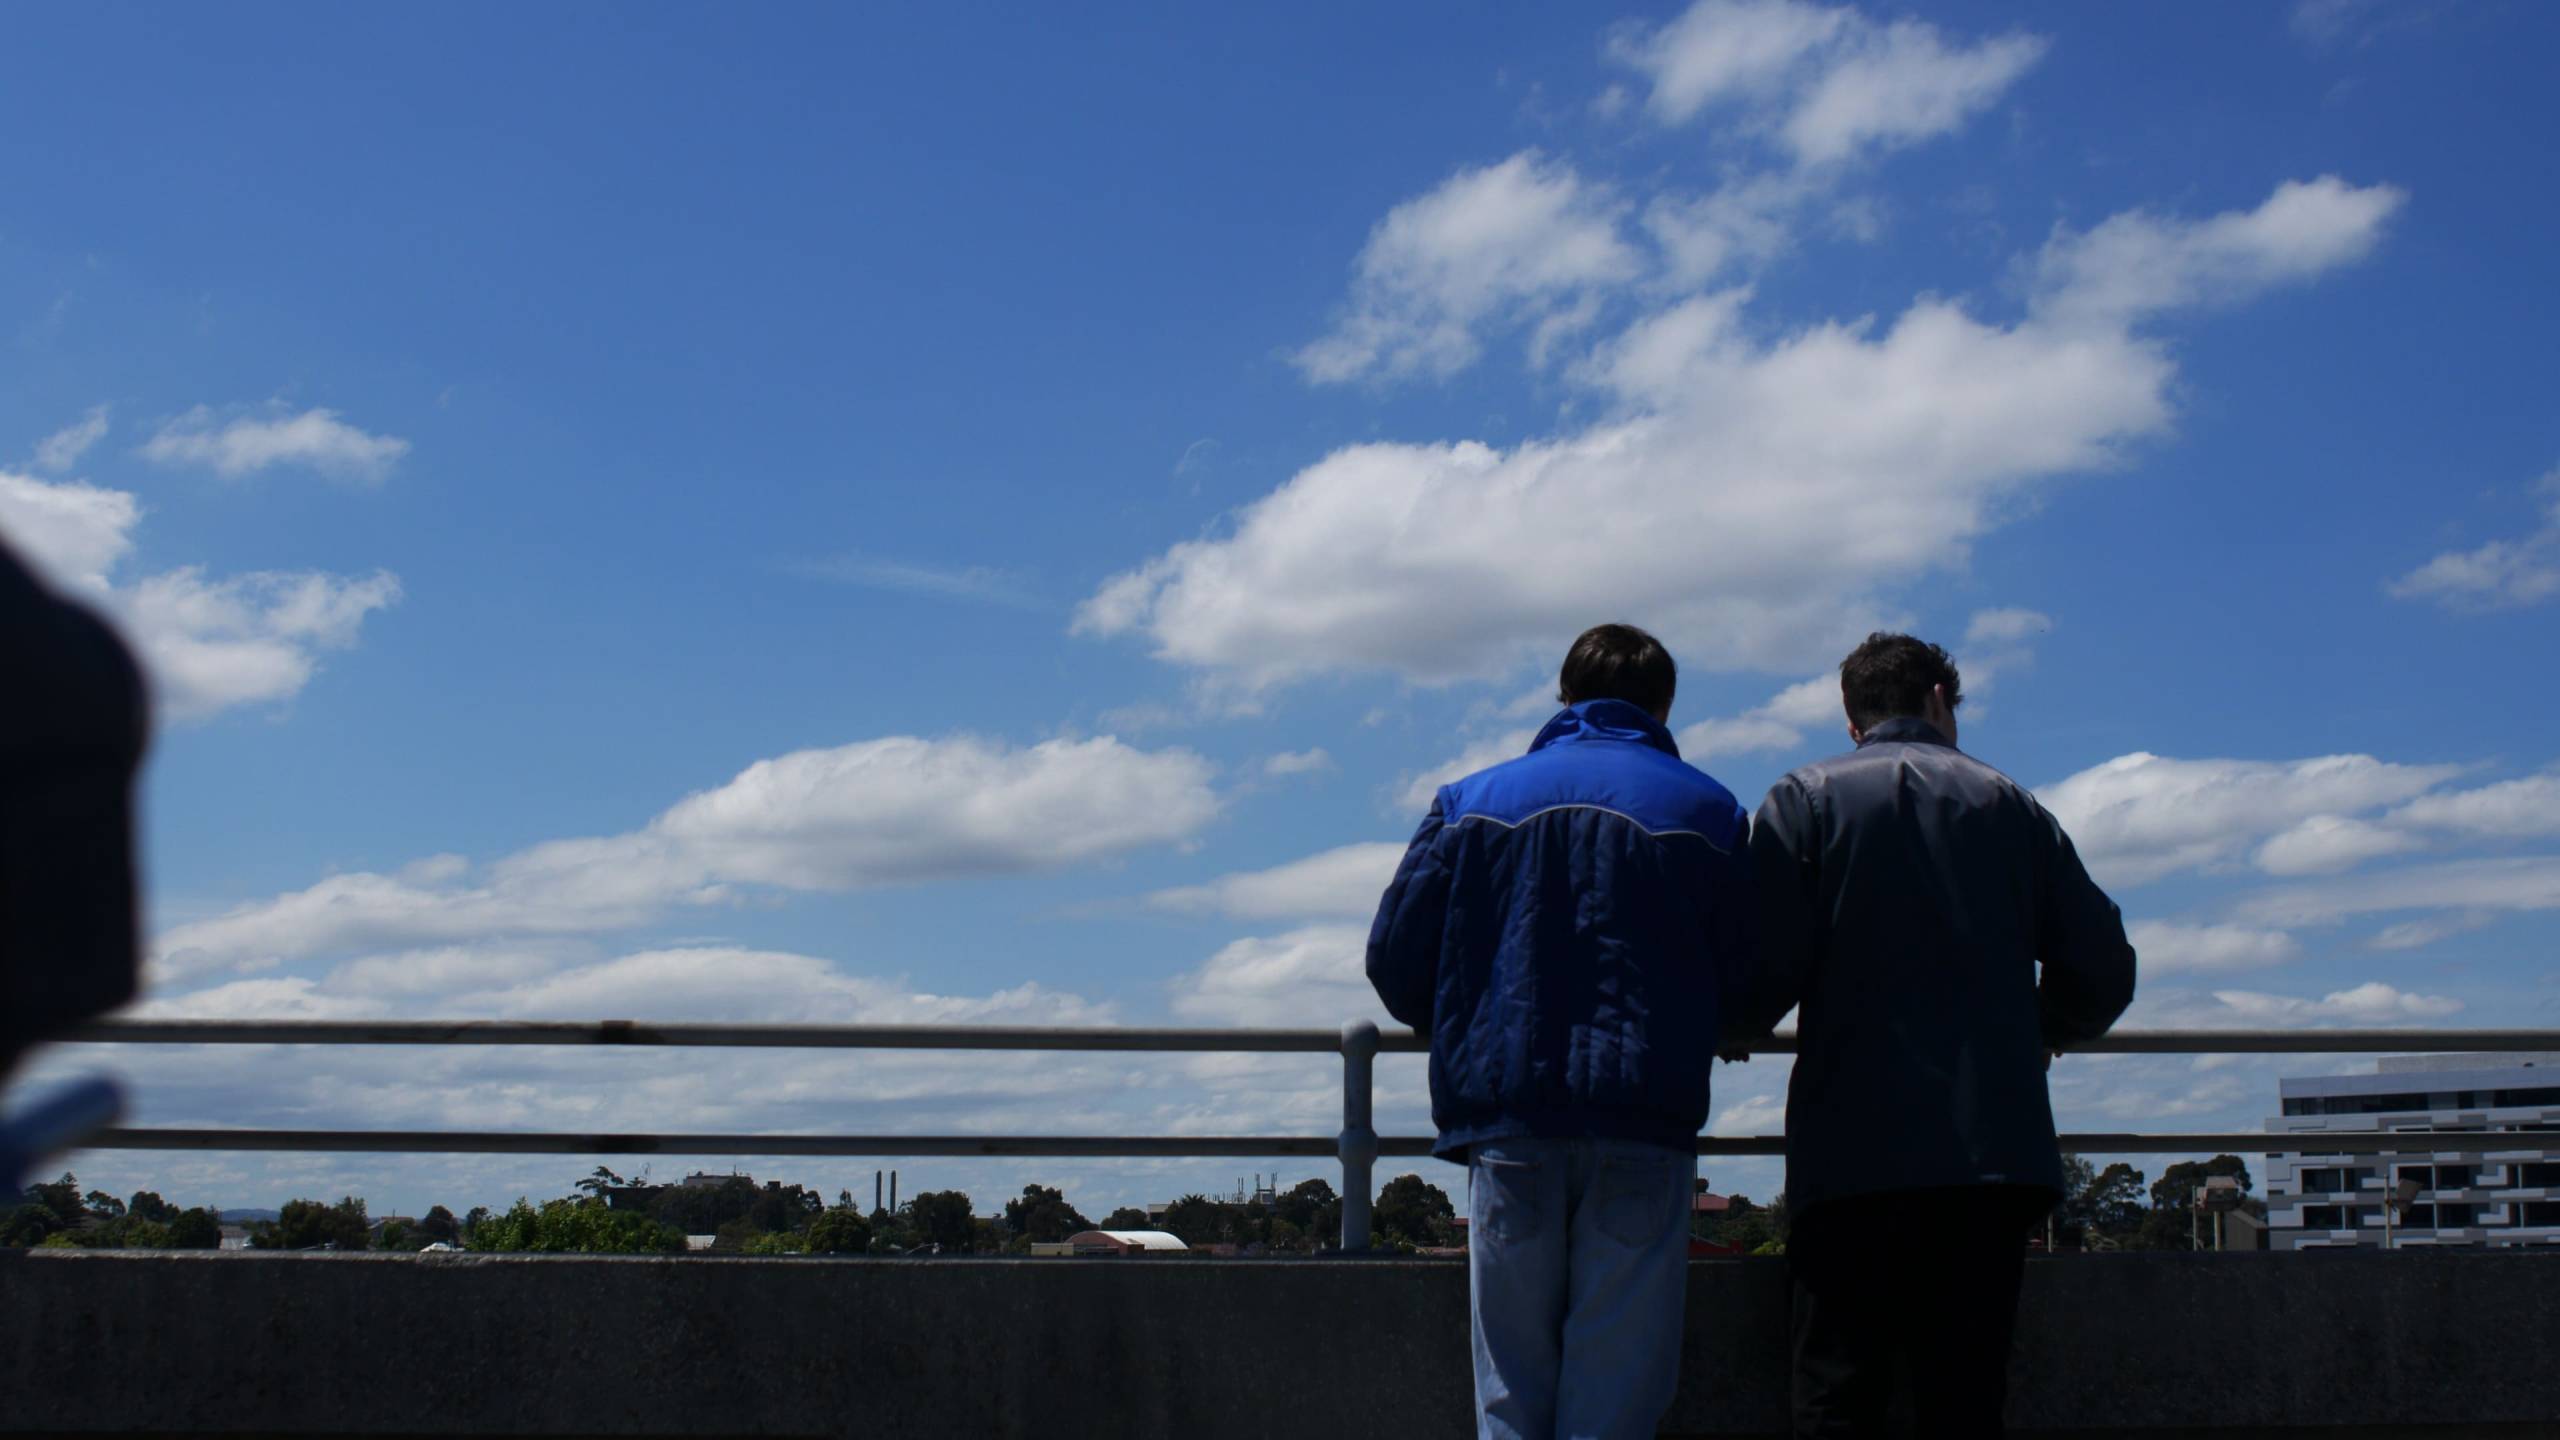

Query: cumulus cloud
[[1293, 152, 1640, 384], [2389, 772, 2560, 838], [2387, 469, 2560, 611], [1167, 924, 1388, 1028], [33, 404, 109, 473], [1085, 180, 2396, 696], [2037, 751, 2458, 887], [142, 405, 409, 482], [1262, 748, 1335, 778], [2251, 814, 2426, 877], [1964, 607, 2050, 647], [0, 467, 398, 721], [2126, 921, 2300, 976], [1608, 1, 2045, 166], [2209, 981, 2462, 1025], [1394, 728, 1539, 813], [1678, 674, 1840, 760], [2027, 177, 2408, 331], [1146, 842, 1403, 921], [2237, 857, 2560, 929], [156, 733, 1222, 976]]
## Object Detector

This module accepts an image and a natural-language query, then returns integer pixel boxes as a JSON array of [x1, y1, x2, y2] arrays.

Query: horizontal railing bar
[[77, 1128, 2560, 1158], [56, 1020, 2560, 1054]]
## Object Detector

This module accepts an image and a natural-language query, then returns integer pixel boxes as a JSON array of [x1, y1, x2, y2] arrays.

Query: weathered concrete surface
[[0, 1250, 2552, 1437]]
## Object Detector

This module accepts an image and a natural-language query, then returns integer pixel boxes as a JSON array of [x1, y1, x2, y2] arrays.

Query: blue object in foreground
[[0, 1076, 126, 1193]]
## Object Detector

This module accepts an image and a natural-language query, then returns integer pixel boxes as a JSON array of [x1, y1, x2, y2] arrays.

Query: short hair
[[1558, 624, 1677, 716], [1839, 632, 1962, 731]]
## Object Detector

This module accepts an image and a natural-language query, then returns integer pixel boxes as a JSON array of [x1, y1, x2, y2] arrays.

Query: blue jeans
[[1469, 1137, 1694, 1440]]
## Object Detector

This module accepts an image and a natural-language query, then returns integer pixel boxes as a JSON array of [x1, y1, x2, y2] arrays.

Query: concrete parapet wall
[[3, 1250, 2553, 1437]]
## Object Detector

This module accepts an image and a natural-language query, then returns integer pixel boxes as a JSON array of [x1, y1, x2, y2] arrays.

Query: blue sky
[[6, 0, 2557, 1218]]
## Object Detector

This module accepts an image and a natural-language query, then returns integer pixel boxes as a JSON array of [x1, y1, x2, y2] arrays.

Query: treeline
[[3, 1174, 224, 1250], [1690, 1153, 2265, 1257]]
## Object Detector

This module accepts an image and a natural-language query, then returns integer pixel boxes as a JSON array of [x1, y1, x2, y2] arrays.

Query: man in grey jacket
[[1728, 632, 2136, 1438]]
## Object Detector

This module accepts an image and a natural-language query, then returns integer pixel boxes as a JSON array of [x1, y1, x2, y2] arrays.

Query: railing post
[[1338, 1019, 1379, 1253]]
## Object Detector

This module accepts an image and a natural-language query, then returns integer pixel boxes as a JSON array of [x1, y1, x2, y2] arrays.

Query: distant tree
[[2, 1204, 61, 1247], [2152, 1155, 2253, 1212], [650, 1178, 760, 1235], [83, 1190, 125, 1221], [1373, 1174, 1457, 1248], [1098, 1206, 1152, 1231], [417, 1205, 460, 1244], [905, 1191, 977, 1252], [121, 1220, 174, 1249], [467, 1197, 684, 1254], [1002, 1185, 1092, 1244], [2077, 1164, 2148, 1240], [745, 1183, 824, 1234], [574, 1166, 629, 1199], [255, 1197, 370, 1252], [126, 1190, 178, 1225], [1159, 1194, 1230, 1246], [743, 1230, 806, 1256], [805, 1207, 873, 1255], [167, 1208, 222, 1250], [29, 1174, 83, 1227], [1273, 1178, 1340, 1247], [373, 1220, 414, 1252]]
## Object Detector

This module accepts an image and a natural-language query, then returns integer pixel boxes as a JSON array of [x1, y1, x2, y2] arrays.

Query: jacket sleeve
[[1365, 797, 1451, 1032], [2033, 804, 2138, 1048], [1707, 807, 1761, 1032], [1727, 778, 1817, 1046]]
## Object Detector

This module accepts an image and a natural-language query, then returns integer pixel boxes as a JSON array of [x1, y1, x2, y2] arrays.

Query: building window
[[2301, 1205, 2345, 1229]]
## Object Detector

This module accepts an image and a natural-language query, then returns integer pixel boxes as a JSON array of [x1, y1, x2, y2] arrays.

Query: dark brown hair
[[1558, 623, 1676, 717], [1839, 631, 1962, 731]]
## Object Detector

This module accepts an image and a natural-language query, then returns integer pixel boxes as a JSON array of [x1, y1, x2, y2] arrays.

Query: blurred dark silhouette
[[0, 532, 148, 1082]]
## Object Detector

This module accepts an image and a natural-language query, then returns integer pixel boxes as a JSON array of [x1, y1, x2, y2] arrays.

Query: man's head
[[1839, 631, 1961, 745], [1558, 623, 1676, 723]]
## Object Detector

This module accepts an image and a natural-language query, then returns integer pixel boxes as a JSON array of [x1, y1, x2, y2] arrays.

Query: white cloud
[[1394, 728, 1538, 813], [134, 976, 375, 1020], [2027, 176, 2408, 331], [471, 947, 1118, 1027], [2037, 751, 2458, 887], [2126, 921, 2300, 976], [1964, 607, 2050, 647], [1167, 924, 1389, 1028], [2209, 981, 2462, 1025], [1779, 20, 2046, 167], [156, 733, 1222, 975], [2238, 857, 2560, 929], [1146, 842, 1403, 922], [0, 468, 139, 590], [1609, 1, 2045, 167], [1089, 178, 2394, 698], [124, 567, 403, 721], [789, 554, 1039, 608], [142, 405, 409, 482], [1710, 1092, 1788, 1136], [2365, 912, 2492, 952], [0, 467, 398, 721], [34, 404, 110, 473], [2388, 470, 2560, 611], [1293, 151, 1640, 384], [2251, 813, 2426, 877], [2390, 772, 2560, 838], [1678, 674, 1839, 760], [1262, 748, 1335, 778]]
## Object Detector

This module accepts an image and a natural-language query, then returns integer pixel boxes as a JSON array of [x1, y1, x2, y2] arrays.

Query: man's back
[[1742, 716, 2135, 1210], [1369, 697, 1753, 1159]]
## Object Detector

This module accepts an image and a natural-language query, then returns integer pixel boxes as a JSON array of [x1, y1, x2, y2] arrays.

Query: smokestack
[[890, 1170, 899, 1213], [874, 1170, 883, 1213]]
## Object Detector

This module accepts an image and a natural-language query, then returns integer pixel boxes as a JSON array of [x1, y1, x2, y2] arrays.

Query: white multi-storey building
[[2265, 1053, 2560, 1251]]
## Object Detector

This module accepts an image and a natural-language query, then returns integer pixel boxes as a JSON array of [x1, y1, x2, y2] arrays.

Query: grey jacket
[[1733, 717, 2135, 1211]]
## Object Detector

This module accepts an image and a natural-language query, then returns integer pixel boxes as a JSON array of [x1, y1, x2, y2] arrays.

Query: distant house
[[685, 1235, 717, 1253], [217, 1225, 252, 1252], [1062, 1230, 1188, 1256], [1026, 1241, 1076, 1258]]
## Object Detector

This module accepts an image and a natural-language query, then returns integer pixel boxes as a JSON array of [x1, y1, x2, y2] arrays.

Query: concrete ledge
[[2, 1251, 2553, 1437]]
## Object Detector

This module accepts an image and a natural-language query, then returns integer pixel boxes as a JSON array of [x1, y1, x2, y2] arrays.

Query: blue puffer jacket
[[1366, 699, 1754, 1161]]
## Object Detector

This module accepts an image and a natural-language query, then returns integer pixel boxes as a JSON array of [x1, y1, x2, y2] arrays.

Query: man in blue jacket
[[1369, 623, 1755, 1440]]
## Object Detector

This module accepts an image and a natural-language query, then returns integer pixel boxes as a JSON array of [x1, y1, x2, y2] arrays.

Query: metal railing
[[51, 1019, 2560, 1251]]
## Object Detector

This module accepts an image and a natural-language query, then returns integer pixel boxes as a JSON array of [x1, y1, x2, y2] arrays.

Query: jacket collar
[[1856, 715, 1954, 749], [1530, 699, 1682, 759]]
